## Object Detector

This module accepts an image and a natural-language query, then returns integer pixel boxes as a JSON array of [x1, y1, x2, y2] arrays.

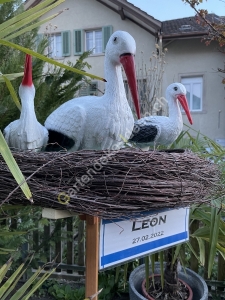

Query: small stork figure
[[4, 54, 48, 151], [129, 83, 193, 148]]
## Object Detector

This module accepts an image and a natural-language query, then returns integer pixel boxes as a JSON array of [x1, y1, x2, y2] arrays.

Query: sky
[[127, 0, 225, 21]]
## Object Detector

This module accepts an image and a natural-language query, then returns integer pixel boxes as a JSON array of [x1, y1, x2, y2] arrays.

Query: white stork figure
[[4, 54, 48, 151], [45, 31, 140, 151], [129, 83, 193, 147]]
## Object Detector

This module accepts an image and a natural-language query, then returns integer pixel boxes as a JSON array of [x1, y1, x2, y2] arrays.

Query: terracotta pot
[[141, 274, 193, 300]]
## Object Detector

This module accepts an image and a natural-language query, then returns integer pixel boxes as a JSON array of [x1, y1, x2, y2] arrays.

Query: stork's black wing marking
[[129, 124, 158, 143], [45, 130, 75, 151]]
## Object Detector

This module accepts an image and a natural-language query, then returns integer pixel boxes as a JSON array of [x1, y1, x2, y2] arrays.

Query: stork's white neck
[[166, 91, 183, 125], [104, 59, 127, 106], [19, 85, 38, 124]]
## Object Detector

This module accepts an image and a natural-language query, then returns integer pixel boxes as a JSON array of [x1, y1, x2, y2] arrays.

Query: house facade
[[24, 0, 225, 143]]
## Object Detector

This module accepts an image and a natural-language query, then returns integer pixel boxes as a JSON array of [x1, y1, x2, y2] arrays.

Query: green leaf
[[172, 244, 182, 265], [0, 0, 65, 39], [159, 251, 164, 289], [0, 39, 106, 82], [208, 203, 221, 278], [0, 72, 23, 82], [0, 258, 13, 284], [5, 14, 62, 41], [0, 0, 57, 33], [0, 0, 13, 3], [10, 267, 42, 300], [0, 130, 32, 202], [1, 267, 27, 300], [22, 268, 57, 300], [2, 75, 21, 111], [0, 231, 26, 236], [195, 237, 205, 266], [145, 256, 150, 291], [186, 241, 199, 262], [0, 261, 26, 298]]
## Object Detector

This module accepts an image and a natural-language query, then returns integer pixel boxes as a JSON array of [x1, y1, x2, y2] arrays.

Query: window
[[79, 82, 98, 96], [47, 31, 71, 58], [86, 30, 102, 54], [181, 77, 203, 111], [48, 34, 62, 58], [74, 26, 112, 55]]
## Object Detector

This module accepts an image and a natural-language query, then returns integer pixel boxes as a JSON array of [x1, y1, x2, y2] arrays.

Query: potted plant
[[129, 132, 225, 300]]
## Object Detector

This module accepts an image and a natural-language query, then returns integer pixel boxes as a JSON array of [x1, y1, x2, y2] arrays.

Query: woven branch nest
[[0, 148, 220, 219]]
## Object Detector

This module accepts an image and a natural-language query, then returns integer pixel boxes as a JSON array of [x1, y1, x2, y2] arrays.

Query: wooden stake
[[85, 215, 99, 299]]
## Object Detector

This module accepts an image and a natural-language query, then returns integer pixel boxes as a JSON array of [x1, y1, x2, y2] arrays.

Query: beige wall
[[37, 0, 156, 93], [163, 38, 225, 141]]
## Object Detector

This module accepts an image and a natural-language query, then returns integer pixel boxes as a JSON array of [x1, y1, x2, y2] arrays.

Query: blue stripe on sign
[[101, 231, 188, 267]]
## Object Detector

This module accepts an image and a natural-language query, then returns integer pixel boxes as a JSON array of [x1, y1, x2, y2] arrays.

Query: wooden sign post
[[85, 215, 99, 299]]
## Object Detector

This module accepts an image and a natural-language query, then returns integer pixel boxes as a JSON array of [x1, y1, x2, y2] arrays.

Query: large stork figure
[[4, 55, 48, 151], [129, 83, 193, 148], [45, 31, 140, 151]]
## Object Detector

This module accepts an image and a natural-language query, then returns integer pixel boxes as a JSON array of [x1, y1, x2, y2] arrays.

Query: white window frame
[[48, 33, 62, 58], [181, 76, 203, 112], [85, 29, 103, 54]]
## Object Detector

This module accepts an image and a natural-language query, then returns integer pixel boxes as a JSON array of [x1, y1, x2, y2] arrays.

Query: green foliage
[[34, 50, 92, 124], [47, 281, 85, 300], [0, 256, 56, 300], [169, 128, 225, 279], [98, 262, 138, 300]]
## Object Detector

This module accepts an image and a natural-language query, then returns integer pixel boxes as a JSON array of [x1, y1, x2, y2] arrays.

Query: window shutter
[[74, 29, 83, 55], [62, 30, 71, 56], [102, 25, 113, 52]]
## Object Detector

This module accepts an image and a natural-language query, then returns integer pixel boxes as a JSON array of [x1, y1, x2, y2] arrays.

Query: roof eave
[[162, 31, 208, 40]]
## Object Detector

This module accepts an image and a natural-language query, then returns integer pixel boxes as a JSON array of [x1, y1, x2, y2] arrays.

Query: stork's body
[[4, 55, 48, 151], [129, 83, 193, 147], [45, 31, 140, 151]]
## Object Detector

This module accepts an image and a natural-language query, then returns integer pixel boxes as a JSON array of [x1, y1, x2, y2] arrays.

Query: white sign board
[[99, 208, 189, 270]]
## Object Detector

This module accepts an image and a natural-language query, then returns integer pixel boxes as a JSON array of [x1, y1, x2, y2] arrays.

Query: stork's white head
[[105, 31, 141, 119], [105, 31, 136, 64], [19, 54, 35, 100], [167, 83, 193, 125]]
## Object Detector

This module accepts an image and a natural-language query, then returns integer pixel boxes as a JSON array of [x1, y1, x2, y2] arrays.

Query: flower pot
[[141, 274, 193, 300], [129, 263, 208, 300]]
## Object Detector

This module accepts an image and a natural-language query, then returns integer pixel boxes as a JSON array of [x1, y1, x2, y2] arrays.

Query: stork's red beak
[[22, 54, 33, 87], [177, 94, 193, 125], [120, 54, 141, 119]]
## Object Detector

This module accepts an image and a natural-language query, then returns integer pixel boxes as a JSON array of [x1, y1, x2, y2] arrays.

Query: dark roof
[[162, 14, 224, 40]]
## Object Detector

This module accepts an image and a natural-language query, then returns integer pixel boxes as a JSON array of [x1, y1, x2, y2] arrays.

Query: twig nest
[[0, 149, 220, 219]]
